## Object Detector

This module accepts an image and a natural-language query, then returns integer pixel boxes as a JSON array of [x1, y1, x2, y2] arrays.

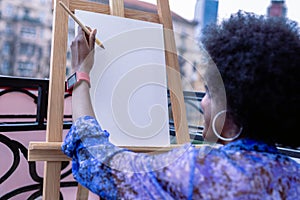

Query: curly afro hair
[[201, 11, 300, 147]]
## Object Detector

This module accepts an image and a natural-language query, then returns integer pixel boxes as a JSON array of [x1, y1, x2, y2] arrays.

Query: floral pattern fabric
[[62, 116, 300, 200]]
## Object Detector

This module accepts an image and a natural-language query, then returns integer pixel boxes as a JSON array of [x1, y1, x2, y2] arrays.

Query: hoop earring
[[212, 110, 242, 142]]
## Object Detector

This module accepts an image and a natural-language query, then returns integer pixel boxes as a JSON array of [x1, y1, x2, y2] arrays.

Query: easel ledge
[[28, 142, 210, 161]]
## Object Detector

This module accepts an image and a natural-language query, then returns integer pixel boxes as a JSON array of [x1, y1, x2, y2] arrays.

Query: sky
[[140, 0, 300, 23]]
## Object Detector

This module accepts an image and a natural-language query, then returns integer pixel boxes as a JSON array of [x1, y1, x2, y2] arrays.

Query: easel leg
[[76, 184, 89, 200], [43, 161, 62, 200]]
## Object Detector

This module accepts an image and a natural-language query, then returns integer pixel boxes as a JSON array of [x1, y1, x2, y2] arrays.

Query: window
[[19, 43, 35, 57], [18, 61, 35, 77], [20, 26, 36, 38], [23, 8, 30, 18], [38, 47, 43, 58], [1, 60, 11, 75], [5, 23, 14, 34], [3, 4, 14, 18], [39, 11, 46, 23], [2, 42, 12, 55]]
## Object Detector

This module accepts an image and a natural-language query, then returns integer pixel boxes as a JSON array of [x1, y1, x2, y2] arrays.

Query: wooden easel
[[28, 0, 190, 199]]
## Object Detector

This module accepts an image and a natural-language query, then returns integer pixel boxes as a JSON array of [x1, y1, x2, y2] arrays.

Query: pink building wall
[[0, 90, 99, 199]]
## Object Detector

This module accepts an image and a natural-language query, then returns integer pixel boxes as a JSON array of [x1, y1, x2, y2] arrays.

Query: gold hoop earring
[[212, 110, 242, 141]]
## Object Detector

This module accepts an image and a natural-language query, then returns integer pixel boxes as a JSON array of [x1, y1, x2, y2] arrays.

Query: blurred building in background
[[0, 0, 53, 78], [194, 0, 219, 40], [267, 0, 287, 17]]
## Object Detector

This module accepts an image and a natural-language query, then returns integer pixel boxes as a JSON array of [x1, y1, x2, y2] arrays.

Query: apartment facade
[[0, 0, 52, 78]]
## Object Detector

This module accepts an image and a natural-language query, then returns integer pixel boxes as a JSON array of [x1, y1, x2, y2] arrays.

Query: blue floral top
[[62, 116, 300, 200]]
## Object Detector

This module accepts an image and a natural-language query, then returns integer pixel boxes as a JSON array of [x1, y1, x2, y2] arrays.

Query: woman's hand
[[71, 26, 97, 74], [70, 26, 97, 120]]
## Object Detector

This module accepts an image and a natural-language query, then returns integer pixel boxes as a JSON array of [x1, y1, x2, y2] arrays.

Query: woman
[[62, 11, 300, 199]]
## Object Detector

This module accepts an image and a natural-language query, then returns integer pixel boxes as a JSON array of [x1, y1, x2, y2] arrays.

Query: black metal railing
[[0, 76, 74, 199], [0, 133, 76, 200], [0, 75, 72, 132]]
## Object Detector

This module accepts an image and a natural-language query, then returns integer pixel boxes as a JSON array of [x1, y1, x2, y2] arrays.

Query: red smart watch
[[66, 71, 90, 93]]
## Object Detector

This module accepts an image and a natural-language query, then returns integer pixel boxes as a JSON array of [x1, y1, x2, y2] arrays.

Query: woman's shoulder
[[191, 139, 300, 199], [193, 138, 300, 170]]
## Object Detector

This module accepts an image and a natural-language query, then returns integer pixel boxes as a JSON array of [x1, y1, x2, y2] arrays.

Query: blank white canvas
[[75, 10, 170, 146]]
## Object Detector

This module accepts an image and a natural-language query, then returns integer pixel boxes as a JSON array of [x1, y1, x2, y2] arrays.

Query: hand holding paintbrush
[[59, 1, 105, 49]]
